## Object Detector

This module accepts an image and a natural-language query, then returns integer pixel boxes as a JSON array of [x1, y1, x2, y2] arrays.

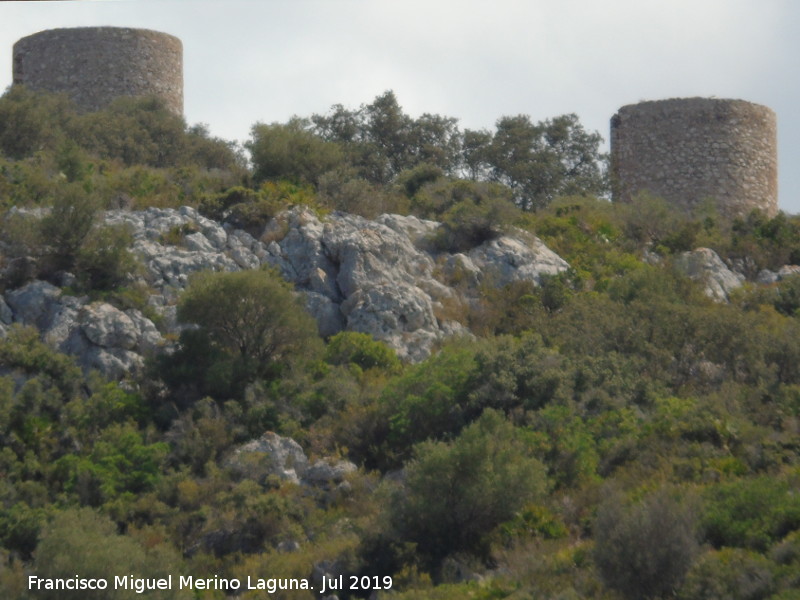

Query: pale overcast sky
[[2, 0, 799, 212]]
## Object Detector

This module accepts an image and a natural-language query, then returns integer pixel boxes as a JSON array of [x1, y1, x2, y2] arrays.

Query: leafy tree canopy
[[170, 269, 323, 399]]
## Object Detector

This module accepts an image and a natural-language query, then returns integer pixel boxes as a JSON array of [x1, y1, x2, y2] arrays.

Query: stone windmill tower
[[610, 97, 777, 218], [13, 26, 183, 116]]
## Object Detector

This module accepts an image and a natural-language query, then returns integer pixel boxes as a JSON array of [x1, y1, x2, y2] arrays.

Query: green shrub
[[381, 344, 476, 464], [198, 185, 261, 221], [164, 397, 234, 475], [0, 325, 82, 397], [62, 379, 148, 445], [33, 507, 186, 600], [0, 155, 58, 209], [428, 181, 519, 252], [54, 423, 167, 504], [201, 181, 316, 233], [38, 183, 100, 272], [678, 548, 777, 600], [702, 477, 800, 551], [770, 274, 800, 317], [0, 86, 73, 160], [594, 489, 699, 600], [0, 502, 48, 559], [396, 163, 444, 198], [317, 167, 400, 218], [728, 210, 800, 272], [0, 87, 242, 172], [325, 331, 401, 373], [391, 410, 548, 566], [411, 178, 511, 220], [163, 269, 323, 400], [247, 118, 345, 185], [465, 333, 570, 414], [498, 504, 569, 543], [74, 224, 139, 291]]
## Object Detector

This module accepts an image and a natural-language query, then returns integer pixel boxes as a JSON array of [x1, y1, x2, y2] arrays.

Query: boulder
[[302, 458, 358, 487], [1, 280, 163, 379], [673, 248, 744, 302], [81, 303, 139, 350], [5, 280, 63, 330], [82, 346, 145, 380], [227, 432, 357, 490], [0, 298, 13, 326], [259, 208, 567, 360], [756, 265, 800, 285], [756, 269, 780, 285], [468, 230, 570, 286], [778, 265, 800, 279], [228, 432, 310, 485]]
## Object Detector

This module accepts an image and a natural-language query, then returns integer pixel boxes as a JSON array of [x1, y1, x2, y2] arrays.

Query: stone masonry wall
[[610, 98, 777, 218], [13, 27, 183, 116]]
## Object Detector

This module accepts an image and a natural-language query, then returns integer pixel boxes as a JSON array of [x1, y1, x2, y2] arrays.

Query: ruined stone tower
[[610, 98, 777, 218], [13, 27, 183, 116]]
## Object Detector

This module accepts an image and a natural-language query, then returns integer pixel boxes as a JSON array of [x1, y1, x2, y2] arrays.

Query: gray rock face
[[2, 205, 569, 373], [81, 303, 139, 349], [467, 233, 569, 286], [1, 280, 164, 378], [303, 458, 358, 486], [259, 208, 569, 360], [227, 431, 356, 489], [674, 248, 745, 302], [757, 265, 800, 285], [5, 280, 63, 330], [104, 205, 570, 362], [229, 432, 310, 485]]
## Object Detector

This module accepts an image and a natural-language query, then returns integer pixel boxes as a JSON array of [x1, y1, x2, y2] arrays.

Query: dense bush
[[678, 548, 778, 600], [161, 269, 323, 400], [391, 410, 548, 567], [0, 86, 73, 160], [33, 507, 186, 600], [0, 183, 140, 292], [702, 477, 800, 551], [380, 344, 476, 464], [0, 87, 243, 172], [429, 181, 520, 252], [594, 489, 699, 600], [247, 118, 345, 185], [324, 331, 401, 373]]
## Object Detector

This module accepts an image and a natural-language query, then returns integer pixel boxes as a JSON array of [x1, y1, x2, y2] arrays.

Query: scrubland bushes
[[3, 86, 800, 599]]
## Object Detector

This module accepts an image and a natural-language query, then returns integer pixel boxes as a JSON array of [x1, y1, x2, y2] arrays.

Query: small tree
[[34, 507, 186, 600], [174, 269, 322, 397], [484, 113, 607, 210], [391, 409, 548, 566], [38, 184, 99, 272], [594, 489, 699, 600], [247, 118, 344, 185]]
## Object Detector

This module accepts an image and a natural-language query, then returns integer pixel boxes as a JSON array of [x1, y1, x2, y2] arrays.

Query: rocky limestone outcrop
[[756, 264, 800, 285], [104, 205, 570, 362], [673, 248, 745, 302], [11, 204, 799, 374], [227, 431, 356, 489], [1, 205, 569, 372], [1, 280, 164, 378]]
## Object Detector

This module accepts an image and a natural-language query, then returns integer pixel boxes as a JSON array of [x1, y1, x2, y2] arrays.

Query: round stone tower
[[13, 27, 183, 116], [610, 98, 777, 218]]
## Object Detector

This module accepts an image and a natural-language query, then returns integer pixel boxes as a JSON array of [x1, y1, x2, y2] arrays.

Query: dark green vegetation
[[1, 86, 800, 599]]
